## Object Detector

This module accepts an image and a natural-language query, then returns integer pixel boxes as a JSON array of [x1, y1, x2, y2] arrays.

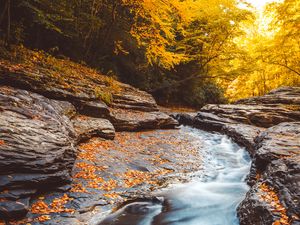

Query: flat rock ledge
[[173, 86, 300, 225], [110, 108, 179, 131], [0, 68, 177, 221]]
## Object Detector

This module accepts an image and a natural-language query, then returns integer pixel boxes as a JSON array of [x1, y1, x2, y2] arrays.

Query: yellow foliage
[[225, 0, 300, 101], [121, 0, 249, 70]]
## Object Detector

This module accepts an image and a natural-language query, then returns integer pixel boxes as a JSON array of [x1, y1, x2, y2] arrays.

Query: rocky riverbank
[[173, 87, 300, 225], [0, 57, 181, 224], [1, 49, 299, 225]]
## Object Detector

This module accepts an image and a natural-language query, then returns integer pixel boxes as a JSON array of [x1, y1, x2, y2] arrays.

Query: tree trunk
[[0, 0, 8, 26], [6, 0, 11, 43], [102, 0, 117, 47]]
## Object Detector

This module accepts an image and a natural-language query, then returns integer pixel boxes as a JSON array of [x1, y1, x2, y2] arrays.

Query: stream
[[99, 126, 251, 225]]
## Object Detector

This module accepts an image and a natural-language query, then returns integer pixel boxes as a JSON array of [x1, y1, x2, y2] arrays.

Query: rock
[[174, 113, 264, 155], [173, 87, 300, 153], [0, 198, 29, 220], [238, 122, 300, 225], [172, 87, 300, 225], [111, 84, 159, 112], [237, 184, 277, 225], [0, 65, 111, 118], [98, 198, 163, 225], [72, 115, 115, 142], [181, 87, 300, 130], [75, 100, 110, 118], [0, 62, 158, 114], [53, 100, 77, 119], [170, 113, 196, 126], [23, 128, 202, 225], [199, 103, 300, 128], [0, 61, 176, 130], [110, 108, 178, 131], [0, 189, 37, 201], [0, 64, 91, 101], [0, 86, 77, 219], [220, 124, 264, 156], [236, 86, 300, 105]]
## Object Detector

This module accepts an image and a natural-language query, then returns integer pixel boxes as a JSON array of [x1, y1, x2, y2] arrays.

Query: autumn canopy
[[0, 0, 299, 106]]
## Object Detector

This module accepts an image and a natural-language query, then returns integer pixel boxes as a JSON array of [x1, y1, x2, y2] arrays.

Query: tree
[[264, 0, 300, 76], [0, 0, 11, 43], [225, 0, 300, 101], [1, 0, 298, 106]]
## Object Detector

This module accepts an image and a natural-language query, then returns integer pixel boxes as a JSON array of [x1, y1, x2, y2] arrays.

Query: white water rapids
[[99, 126, 251, 225]]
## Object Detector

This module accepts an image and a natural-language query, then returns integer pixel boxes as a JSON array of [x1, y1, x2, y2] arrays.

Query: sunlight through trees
[[0, 0, 299, 106]]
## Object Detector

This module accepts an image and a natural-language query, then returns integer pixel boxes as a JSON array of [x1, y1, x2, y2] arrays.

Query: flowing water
[[99, 126, 251, 225]]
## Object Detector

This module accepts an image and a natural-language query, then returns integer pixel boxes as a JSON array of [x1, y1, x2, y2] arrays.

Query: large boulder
[[0, 86, 77, 219]]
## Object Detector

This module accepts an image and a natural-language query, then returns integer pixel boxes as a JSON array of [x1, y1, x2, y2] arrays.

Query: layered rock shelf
[[173, 87, 300, 225], [0, 61, 178, 221]]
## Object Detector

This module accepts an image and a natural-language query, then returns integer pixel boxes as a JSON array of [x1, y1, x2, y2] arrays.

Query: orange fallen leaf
[[103, 192, 120, 199], [273, 220, 281, 225], [36, 215, 51, 222]]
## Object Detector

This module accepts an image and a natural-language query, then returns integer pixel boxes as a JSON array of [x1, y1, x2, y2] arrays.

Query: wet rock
[[174, 113, 263, 155], [220, 124, 264, 156], [172, 87, 300, 225], [0, 86, 77, 219], [72, 115, 115, 142], [98, 198, 163, 225], [238, 184, 277, 225], [0, 198, 30, 219], [110, 108, 178, 131], [44, 217, 82, 225], [29, 128, 202, 225], [170, 113, 196, 126], [238, 122, 300, 225]]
